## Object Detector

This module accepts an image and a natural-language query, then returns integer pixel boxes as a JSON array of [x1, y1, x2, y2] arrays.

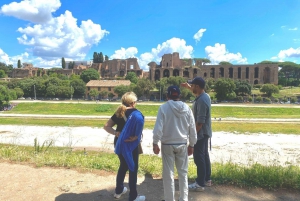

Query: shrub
[[264, 97, 271, 103], [291, 97, 297, 104], [256, 96, 262, 102]]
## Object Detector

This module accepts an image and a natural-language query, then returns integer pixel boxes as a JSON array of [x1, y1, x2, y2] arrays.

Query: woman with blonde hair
[[104, 92, 145, 201]]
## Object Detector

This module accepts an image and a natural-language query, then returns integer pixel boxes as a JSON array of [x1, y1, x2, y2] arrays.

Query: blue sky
[[0, 0, 300, 70]]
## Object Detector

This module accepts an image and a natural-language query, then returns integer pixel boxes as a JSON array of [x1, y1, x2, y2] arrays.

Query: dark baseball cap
[[167, 85, 180, 99], [188, 77, 206, 88]]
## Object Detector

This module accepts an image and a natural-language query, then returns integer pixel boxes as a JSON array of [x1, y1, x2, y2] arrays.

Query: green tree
[[62, 57, 66, 69], [214, 78, 236, 101], [219, 61, 232, 65], [194, 58, 211, 65], [89, 89, 99, 100], [125, 72, 138, 84], [17, 60, 22, 68], [99, 90, 108, 99], [68, 61, 75, 69], [8, 89, 17, 100], [0, 63, 13, 76], [260, 84, 279, 97], [14, 87, 24, 98], [105, 55, 109, 61], [80, 68, 100, 83], [70, 79, 86, 97], [93, 52, 98, 63], [99, 52, 104, 63], [0, 85, 10, 106], [234, 80, 252, 96], [114, 85, 131, 98], [291, 97, 297, 103], [256, 96, 262, 102], [45, 85, 57, 98], [0, 69, 5, 78], [108, 92, 115, 100], [134, 78, 155, 99]]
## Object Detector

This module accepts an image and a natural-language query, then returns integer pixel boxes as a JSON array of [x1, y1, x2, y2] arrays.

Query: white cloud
[[0, 0, 109, 67], [204, 43, 247, 64], [277, 47, 300, 59], [110, 47, 138, 59], [17, 10, 109, 60], [270, 56, 278, 60], [270, 33, 275, 37], [0, 48, 11, 64], [0, 0, 61, 23], [110, 38, 193, 71], [281, 25, 286, 29], [141, 37, 193, 70], [288, 27, 298, 31], [193, 28, 206, 43]]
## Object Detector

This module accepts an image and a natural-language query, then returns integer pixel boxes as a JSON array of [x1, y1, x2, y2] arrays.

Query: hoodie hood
[[167, 100, 189, 118]]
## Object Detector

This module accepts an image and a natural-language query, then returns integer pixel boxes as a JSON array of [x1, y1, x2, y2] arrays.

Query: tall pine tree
[[17, 60, 22, 68], [99, 52, 104, 63], [62, 57, 66, 69]]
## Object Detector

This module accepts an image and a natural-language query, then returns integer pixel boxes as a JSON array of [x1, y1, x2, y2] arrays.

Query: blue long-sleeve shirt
[[115, 110, 144, 171]]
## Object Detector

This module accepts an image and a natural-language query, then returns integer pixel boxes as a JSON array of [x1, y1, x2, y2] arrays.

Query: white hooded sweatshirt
[[153, 100, 197, 146]]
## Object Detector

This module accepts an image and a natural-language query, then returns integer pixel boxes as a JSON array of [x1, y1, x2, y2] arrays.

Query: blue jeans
[[115, 146, 139, 201], [193, 135, 211, 187]]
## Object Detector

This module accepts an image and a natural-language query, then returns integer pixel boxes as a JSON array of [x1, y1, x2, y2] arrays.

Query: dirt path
[[0, 162, 299, 201]]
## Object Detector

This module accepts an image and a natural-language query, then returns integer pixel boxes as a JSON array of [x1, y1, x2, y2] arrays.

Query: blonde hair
[[115, 92, 138, 118]]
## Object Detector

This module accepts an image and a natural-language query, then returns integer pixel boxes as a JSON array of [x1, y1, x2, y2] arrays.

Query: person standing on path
[[181, 77, 212, 192], [104, 92, 146, 201], [153, 86, 197, 201]]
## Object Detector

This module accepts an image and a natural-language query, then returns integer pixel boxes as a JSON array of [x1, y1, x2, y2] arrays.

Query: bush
[[255, 96, 262, 102], [254, 84, 262, 89], [264, 97, 271, 103], [248, 96, 253, 102], [274, 98, 279, 103], [278, 85, 283, 90], [291, 97, 297, 104]]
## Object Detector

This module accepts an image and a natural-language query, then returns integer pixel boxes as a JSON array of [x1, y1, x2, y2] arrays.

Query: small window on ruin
[[130, 65, 133, 69]]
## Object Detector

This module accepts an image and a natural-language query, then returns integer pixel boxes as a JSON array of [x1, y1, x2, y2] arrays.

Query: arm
[[153, 107, 164, 154], [195, 99, 207, 132], [180, 82, 193, 92], [188, 108, 197, 156], [103, 119, 120, 137]]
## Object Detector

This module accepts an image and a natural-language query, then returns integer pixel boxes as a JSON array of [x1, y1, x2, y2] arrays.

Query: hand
[[180, 82, 190, 89], [153, 144, 160, 155], [188, 146, 194, 156], [124, 136, 138, 142], [115, 131, 120, 137]]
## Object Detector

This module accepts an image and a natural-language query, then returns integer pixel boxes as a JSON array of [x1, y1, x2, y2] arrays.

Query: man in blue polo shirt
[[181, 77, 212, 192]]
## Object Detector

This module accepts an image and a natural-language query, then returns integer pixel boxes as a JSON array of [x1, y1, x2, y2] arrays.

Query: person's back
[[153, 100, 196, 145], [153, 86, 197, 201]]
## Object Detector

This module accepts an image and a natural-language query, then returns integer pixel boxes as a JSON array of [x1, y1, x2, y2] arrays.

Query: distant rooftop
[[86, 80, 131, 87]]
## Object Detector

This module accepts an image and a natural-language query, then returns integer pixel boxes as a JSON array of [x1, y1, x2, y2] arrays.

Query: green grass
[[7, 102, 300, 118], [1, 117, 300, 134], [1, 144, 299, 190], [252, 86, 300, 98]]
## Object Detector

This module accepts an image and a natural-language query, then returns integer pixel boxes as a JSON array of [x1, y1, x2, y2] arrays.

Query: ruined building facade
[[148, 52, 278, 85], [10, 53, 278, 85], [91, 58, 144, 78]]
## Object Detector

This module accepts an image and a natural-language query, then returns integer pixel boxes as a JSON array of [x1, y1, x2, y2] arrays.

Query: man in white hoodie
[[153, 86, 197, 201]]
